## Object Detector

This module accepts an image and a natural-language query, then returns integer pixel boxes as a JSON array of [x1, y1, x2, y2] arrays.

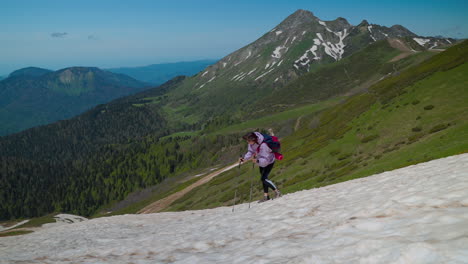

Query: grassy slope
[[94, 41, 465, 216], [93, 97, 342, 215], [151, 40, 403, 126], [164, 41, 468, 211]]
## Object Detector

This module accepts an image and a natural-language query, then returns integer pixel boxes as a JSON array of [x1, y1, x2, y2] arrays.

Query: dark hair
[[242, 132, 258, 142]]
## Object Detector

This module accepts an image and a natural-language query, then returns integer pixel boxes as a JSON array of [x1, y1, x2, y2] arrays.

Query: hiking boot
[[275, 190, 282, 199], [258, 196, 270, 203]]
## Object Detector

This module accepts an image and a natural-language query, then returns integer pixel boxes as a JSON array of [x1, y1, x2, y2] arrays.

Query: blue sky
[[1, 0, 467, 75]]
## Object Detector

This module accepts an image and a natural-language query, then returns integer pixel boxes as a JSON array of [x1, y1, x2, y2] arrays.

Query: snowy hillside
[[191, 9, 455, 92], [1, 154, 468, 263]]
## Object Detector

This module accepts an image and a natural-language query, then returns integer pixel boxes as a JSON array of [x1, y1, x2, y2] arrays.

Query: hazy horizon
[[1, 0, 467, 75]]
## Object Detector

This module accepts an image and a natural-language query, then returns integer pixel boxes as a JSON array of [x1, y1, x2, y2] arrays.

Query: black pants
[[259, 163, 277, 193]]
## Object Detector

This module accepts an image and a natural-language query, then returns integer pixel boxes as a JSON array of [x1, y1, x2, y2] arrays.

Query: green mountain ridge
[[8, 67, 52, 78], [154, 10, 455, 125], [0, 67, 148, 136]]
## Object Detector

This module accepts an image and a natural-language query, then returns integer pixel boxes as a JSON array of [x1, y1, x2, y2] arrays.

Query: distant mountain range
[[107, 59, 218, 85], [163, 10, 457, 122], [0, 66, 148, 135]]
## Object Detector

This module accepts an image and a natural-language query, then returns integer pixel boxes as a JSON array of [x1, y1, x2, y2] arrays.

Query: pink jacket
[[243, 132, 275, 167]]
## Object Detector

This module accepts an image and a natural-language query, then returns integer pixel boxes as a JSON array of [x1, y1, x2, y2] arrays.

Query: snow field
[[1, 154, 467, 263], [413, 38, 431, 46]]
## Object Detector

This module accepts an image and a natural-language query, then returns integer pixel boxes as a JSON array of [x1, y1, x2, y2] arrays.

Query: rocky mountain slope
[[161, 9, 456, 121]]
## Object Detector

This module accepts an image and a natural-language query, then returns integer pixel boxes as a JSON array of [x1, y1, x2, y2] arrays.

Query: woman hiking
[[240, 132, 281, 203]]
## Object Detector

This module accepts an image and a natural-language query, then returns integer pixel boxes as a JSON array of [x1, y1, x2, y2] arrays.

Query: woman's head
[[243, 132, 258, 145]]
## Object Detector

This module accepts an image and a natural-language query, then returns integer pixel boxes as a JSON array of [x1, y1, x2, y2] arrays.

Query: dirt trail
[[294, 116, 303, 131], [387, 38, 419, 62], [138, 162, 240, 214]]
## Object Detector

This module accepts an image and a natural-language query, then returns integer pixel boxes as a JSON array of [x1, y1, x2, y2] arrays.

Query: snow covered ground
[[1, 154, 468, 263]]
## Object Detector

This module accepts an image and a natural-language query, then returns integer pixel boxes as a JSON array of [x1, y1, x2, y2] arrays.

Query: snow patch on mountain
[[294, 44, 320, 71], [413, 38, 431, 46], [255, 68, 275, 81], [245, 51, 252, 60], [291, 36, 297, 44], [275, 30, 283, 36], [247, 68, 257, 75], [231, 73, 241, 80], [272, 46, 286, 59], [231, 72, 247, 82], [317, 32, 324, 41], [295, 29, 348, 67], [2, 154, 467, 263]]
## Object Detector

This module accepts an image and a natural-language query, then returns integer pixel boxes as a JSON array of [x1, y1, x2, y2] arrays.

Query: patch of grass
[[14, 214, 56, 229], [0, 230, 34, 237], [407, 132, 426, 144], [337, 153, 352, 160], [424, 105, 435, 110], [429, 123, 450, 133], [361, 134, 379, 143], [214, 97, 342, 134]]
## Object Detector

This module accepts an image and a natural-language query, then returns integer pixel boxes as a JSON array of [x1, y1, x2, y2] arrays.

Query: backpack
[[257, 133, 284, 160]]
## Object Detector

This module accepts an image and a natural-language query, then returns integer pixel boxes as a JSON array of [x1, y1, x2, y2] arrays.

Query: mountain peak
[[335, 17, 349, 23], [358, 20, 370, 26], [9, 67, 52, 78], [292, 9, 314, 16], [57, 66, 101, 74], [277, 9, 316, 29], [390, 25, 417, 37]]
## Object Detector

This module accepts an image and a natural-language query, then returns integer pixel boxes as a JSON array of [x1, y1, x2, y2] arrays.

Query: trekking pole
[[232, 157, 242, 213], [248, 160, 255, 209]]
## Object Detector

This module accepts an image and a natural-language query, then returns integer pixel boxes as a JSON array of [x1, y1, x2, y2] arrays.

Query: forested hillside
[[0, 67, 147, 135]]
